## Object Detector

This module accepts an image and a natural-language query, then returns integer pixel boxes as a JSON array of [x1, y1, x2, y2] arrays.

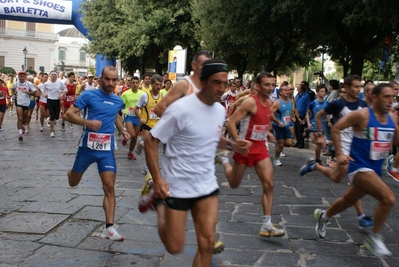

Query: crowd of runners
[[1, 50, 399, 266]]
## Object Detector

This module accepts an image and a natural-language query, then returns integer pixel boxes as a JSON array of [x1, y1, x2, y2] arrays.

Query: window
[[0, 56, 5, 68], [27, 58, 35, 70], [26, 22, 36, 37], [0, 20, 5, 34], [59, 50, 65, 61], [79, 51, 86, 62]]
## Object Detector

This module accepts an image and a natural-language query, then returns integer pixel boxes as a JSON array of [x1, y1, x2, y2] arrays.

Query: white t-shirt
[[85, 81, 96, 90], [136, 91, 161, 108], [38, 84, 47, 103], [150, 94, 225, 198], [13, 80, 36, 107], [43, 80, 66, 100]]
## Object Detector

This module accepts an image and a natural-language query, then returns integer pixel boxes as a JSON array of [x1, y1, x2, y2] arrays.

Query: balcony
[[55, 59, 94, 69], [0, 28, 58, 42]]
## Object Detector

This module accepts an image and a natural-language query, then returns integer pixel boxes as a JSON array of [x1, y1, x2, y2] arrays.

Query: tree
[[0, 67, 16, 75], [81, 0, 198, 74]]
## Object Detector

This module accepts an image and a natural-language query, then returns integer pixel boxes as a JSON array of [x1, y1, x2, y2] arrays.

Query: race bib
[[283, 116, 291, 125], [150, 109, 160, 120], [370, 141, 391, 160], [66, 95, 75, 102], [250, 124, 268, 140], [17, 86, 27, 92], [87, 133, 111, 151], [128, 107, 136, 116]]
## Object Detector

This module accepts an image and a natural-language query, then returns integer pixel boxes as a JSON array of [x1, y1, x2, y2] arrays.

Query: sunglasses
[[340, 91, 346, 94]]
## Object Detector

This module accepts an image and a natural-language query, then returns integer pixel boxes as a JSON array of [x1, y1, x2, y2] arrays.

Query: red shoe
[[138, 190, 156, 213], [121, 139, 127, 146], [127, 152, 136, 160]]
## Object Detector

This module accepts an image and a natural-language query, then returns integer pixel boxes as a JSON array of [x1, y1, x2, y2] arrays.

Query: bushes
[[0, 67, 16, 75]]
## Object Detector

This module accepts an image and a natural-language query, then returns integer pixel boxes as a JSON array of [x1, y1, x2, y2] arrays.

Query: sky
[[53, 24, 75, 33]]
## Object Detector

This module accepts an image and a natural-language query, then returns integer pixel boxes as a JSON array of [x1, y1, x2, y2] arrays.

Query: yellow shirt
[[141, 91, 163, 128], [141, 84, 151, 93]]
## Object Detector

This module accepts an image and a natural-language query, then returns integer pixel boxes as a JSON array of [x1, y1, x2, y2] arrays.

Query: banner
[[0, 0, 73, 21], [168, 48, 187, 82]]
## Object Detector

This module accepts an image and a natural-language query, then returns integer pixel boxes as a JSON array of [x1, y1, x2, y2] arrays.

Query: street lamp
[[22, 47, 28, 71]]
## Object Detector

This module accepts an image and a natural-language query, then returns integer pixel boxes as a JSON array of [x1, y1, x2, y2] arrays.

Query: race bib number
[[283, 116, 291, 125], [128, 107, 136, 116], [150, 109, 160, 120], [17, 86, 27, 92], [370, 141, 391, 160], [250, 124, 268, 140], [66, 95, 75, 102], [87, 133, 111, 151]]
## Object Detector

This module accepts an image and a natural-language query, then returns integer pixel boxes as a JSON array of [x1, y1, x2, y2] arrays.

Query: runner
[[299, 75, 373, 229], [64, 65, 130, 242], [313, 83, 397, 258], [38, 73, 49, 132], [120, 76, 143, 160], [24, 75, 38, 133], [0, 78, 10, 131], [216, 71, 285, 237], [12, 71, 36, 141], [6, 74, 14, 116], [270, 84, 293, 166], [62, 72, 77, 131], [138, 59, 251, 267]]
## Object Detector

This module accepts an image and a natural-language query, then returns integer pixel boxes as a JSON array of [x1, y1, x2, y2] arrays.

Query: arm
[[154, 79, 189, 117], [270, 101, 284, 127], [115, 113, 130, 140], [236, 89, 251, 98], [78, 83, 86, 95], [226, 97, 255, 141], [306, 109, 312, 129], [64, 105, 102, 131]]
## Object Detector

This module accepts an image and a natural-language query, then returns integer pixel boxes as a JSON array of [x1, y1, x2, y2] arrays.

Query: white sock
[[358, 213, 365, 220], [321, 212, 330, 220], [221, 156, 229, 165], [18, 129, 22, 135], [391, 167, 399, 173], [263, 215, 271, 227]]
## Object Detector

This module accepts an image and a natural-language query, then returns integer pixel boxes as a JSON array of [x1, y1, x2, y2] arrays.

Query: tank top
[[141, 91, 163, 128], [273, 98, 292, 127], [183, 76, 200, 95], [65, 83, 77, 102], [85, 81, 96, 90], [239, 94, 270, 154], [349, 107, 395, 177]]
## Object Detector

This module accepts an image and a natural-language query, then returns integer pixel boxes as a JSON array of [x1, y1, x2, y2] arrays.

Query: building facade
[[0, 19, 58, 73]]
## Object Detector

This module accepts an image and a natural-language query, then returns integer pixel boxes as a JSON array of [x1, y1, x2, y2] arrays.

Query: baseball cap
[[18, 70, 27, 75], [87, 73, 94, 77]]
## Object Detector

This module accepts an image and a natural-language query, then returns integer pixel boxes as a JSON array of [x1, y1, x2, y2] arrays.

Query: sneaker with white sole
[[134, 137, 144, 155], [40, 127, 44, 132], [215, 149, 229, 164], [259, 223, 285, 237], [68, 122, 74, 130], [364, 232, 392, 258], [299, 157, 317, 176], [280, 152, 286, 157], [50, 131, 55, 138], [274, 159, 282, 166], [313, 208, 328, 239], [100, 226, 124, 241]]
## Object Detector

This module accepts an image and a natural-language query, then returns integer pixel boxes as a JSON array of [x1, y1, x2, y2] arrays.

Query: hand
[[58, 95, 64, 100], [327, 122, 332, 128], [140, 118, 145, 124], [44, 94, 48, 98], [122, 131, 131, 141], [278, 122, 284, 128], [86, 119, 102, 131], [308, 124, 313, 130], [336, 154, 353, 165], [153, 178, 170, 199], [232, 139, 253, 154]]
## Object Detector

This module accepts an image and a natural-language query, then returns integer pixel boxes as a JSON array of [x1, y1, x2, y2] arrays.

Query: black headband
[[200, 63, 229, 80]]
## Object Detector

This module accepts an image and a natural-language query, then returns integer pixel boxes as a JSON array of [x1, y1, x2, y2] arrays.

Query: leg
[[16, 106, 24, 130], [0, 111, 4, 128], [275, 139, 284, 160], [125, 122, 137, 151], [220, 160, 247, 189], [314, 163, 347, 183], [67, 169, 84, 187], [325, 183, 366, 218], [192, 194, 219, 267], [156, 204, 187, 254], [254, 158, 274, 216], [100, 171, 117, 225]]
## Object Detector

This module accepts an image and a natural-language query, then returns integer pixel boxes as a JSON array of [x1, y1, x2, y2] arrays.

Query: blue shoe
[[359, 216, 374, 229], [386, 155, 394, 173], [299, 157, 317, 176]]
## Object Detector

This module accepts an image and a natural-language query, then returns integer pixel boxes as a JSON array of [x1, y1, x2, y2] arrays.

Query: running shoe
[[313, 208, 328, 239], [274, 159, 282, 166], [9, 110, 12, 116], [127, 152, 136, 160], [100, 226, 125, 241], [385, 155, 399, 182], [50, 131, 55, 138], [280, 152, 286, 157], [121, 139, 127, 146], [215, 149, 229, 164], [299, 157, 317, 176], [213, 241, 225, 254], [386, 154, 394, 172], [61, 123, 65, 131], [141, 173, 153, 196], [0, 128, 2, 132], [359, 216, 374, 229], [134, 137, 144, 155], [259, 223, 285, 237], [326, 157, 337, 168], [35, 115, 38, 121], [22, 126, 25, 134], [25, 125, 29, 133], [40, 127, 44, 132], [138, 189, 156, 213], [141, 166, 149, 175], [364, 232, 392, 258], [68, 122, 74, 130], [18, 134, 23, 141]]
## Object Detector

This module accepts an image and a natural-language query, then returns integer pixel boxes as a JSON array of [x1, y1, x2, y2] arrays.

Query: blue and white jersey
[[349, 107, 395, 177], [324, 97, 368, 154], [74, 89, 124, 151], [273, 98, 292, 127], [307, 99, 328, 131]]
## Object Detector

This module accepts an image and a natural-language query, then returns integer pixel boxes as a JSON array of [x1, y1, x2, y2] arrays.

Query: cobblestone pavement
[[0, 113, 399, 267]]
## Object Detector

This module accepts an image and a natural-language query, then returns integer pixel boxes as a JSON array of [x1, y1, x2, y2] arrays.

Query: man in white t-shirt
[[139, 59, 251, 267], [12, 70, 37, 141], [42, 71, 66, 137]]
